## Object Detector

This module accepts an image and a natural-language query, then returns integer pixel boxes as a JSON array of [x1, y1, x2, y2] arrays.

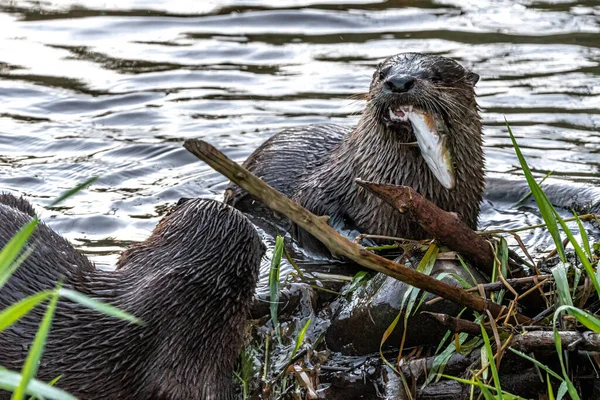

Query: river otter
[[0, 194, 264, 400], [225, 53, 484, 249]]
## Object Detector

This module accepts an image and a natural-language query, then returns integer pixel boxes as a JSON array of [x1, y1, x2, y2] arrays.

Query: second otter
[[225, 53, 484, 248], [0, 195, 264, 400]]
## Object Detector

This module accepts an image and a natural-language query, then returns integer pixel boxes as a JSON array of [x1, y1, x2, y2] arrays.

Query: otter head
[[367, 53, 481, 190], [116, 198, 266, 399]]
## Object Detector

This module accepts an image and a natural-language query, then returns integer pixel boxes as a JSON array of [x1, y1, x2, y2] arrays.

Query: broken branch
[[183, 139, 531, 324]]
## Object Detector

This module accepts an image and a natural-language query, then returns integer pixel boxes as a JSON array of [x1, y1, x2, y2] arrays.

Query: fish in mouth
[[383, 104, 455, 190]]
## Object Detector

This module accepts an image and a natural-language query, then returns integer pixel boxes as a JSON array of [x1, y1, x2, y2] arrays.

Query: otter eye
[[429, 75, 443, 84], [378, 66, 392, 80]]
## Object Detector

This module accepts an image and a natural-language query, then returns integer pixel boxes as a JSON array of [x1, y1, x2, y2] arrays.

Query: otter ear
[[466, 71, 479, 86]]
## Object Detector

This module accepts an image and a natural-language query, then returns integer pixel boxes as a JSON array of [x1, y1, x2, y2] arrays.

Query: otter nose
[[385, 75, 415, 93]]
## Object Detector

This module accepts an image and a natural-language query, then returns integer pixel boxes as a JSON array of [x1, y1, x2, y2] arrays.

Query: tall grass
[[268, 236, 284, 342], [506, 120, 600, 399], [436, 121, 600, 400], [0, 180, 141, 400]]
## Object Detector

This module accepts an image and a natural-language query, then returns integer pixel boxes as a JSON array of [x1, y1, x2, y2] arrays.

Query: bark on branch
[[355, 181, 527, 278], [183, 139, 531, 324], [425, 312, 600, 352]]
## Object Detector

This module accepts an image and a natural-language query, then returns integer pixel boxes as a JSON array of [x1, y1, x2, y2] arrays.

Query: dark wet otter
[[0, 194, 264, 400], [225, 53, 484, 249]]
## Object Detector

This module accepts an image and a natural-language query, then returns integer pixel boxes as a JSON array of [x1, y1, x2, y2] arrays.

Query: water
[[0, 0, 599, 270]]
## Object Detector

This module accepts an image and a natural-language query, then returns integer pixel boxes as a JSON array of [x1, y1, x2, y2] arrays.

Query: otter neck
[[313, 106, 484, 238]]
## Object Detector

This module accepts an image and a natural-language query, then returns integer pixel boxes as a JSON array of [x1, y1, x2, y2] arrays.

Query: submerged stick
[[183, 139, 531, 324]]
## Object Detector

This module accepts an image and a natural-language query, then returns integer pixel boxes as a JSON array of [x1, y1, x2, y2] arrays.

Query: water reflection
[[0, 0, 598, 270]]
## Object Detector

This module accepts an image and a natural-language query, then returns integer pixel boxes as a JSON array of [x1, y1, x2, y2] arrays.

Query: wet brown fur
[[225, 53, 484, 250], [0, 194, 265, 400]]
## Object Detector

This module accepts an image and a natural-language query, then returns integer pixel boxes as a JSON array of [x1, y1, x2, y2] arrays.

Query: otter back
[[0, 194, 264, 400]]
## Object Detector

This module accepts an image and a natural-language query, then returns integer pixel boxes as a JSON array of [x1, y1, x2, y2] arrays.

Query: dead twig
[[426, 274, 552, 306]]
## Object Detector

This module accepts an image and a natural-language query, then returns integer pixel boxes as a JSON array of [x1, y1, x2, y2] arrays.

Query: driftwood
[[356, 181, 527, 278], [401, 352, 479, 382], [511, 330, 600, 352], [183, 139, 531, 324], [413, 368, 543, 400], [426, 312, 600, 352]]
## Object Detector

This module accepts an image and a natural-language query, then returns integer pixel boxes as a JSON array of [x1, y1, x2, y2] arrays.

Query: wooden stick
[[183, 139, 531, 324], [511, 330, 600, 352], [355, 181, 528, 278], [425, 312, 600, 352]]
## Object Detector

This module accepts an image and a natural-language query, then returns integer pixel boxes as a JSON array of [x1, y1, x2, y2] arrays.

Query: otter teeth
[[388, 105, 414, 122]]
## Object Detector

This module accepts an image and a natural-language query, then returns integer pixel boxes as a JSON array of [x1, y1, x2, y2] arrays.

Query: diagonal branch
[[183, 139, 531, 325]]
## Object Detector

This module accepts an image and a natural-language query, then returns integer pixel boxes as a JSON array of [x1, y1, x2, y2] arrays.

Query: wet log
[[355, 181, 527, 278], [401, 352, 479, 383], [414, 368, 543, 399], [511, 330, 600, 352], [425, 312, 600, 352], [184, 139, 531, 324]]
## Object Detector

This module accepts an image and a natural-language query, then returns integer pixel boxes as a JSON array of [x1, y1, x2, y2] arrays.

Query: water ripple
[[0, 0, 598, 270]]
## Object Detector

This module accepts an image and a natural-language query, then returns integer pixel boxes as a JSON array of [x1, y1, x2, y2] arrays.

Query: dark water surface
[[0, 0, 599, 272]]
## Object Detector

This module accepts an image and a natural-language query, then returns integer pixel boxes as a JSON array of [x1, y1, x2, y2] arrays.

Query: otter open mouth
[[385, 105, 456, 190]]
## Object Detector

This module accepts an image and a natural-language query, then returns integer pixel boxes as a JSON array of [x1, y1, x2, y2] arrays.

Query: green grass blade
[[424, 309, 470, 386], [456, 255, 478, 287], [480, 345, 489, 381], [58, 288, 142, 325], [343, 270, 368, 295], [268, 236, 284, 341], [0, 291, 53, 332], [0, 219, 38, 289], [291, 318, 311, 360], [513, 170, 553, 207], [441, 375, 525, 399], [379, 244, 438, 374], [508, 348, 563, 382], [476, 375, 496, 400], [480, 323, 502, 399], [506, 119, 565, 262], [424, 332, 469, 386], [572, 266, 582, 301], [28, 375, 61, 400], [573, 212, 592, 259], [0, 370, 74, 400], [232, 371, 246, 400], [552, 263, 573, 308], [552, 306, 582, 400], [499, 238, 509, 278], [547, 373, 555, 400], [13, 285, 61, 400], [553, 210, 600, 297], [0, 248, 33, 291], [48, 177, 98, 207], [406, 243, 438, 317], [557, 382, 568, 400], [379, 309, 403, 374], [555, 305, 600, 333]]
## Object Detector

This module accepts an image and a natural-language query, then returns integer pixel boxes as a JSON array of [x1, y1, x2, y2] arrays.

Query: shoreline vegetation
[[1, 123, 599, 399]]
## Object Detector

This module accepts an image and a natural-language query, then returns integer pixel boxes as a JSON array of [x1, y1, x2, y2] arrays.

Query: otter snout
[[384, 75, 416, 93]]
